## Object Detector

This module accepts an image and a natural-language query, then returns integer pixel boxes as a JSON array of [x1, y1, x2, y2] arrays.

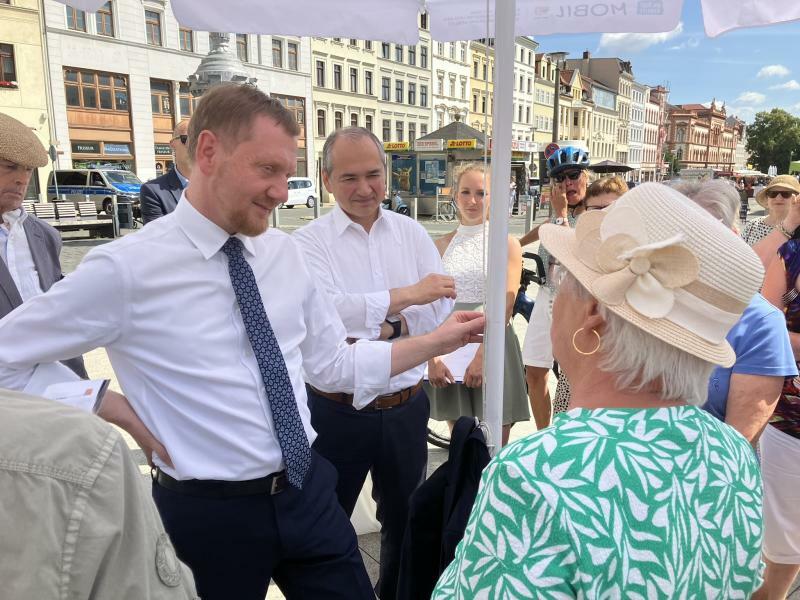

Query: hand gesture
[[550, 182, 568, 216], [787, 193, 800, 231], [414, 273, 457, 305], [431, 311, 484, 356], [463, 351, 483, 388], [428, 357, 455, 388], [98, 390, 173, 468]]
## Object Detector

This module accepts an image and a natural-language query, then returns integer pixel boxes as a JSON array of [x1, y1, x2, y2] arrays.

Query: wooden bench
[[30, 202, 114, 238]]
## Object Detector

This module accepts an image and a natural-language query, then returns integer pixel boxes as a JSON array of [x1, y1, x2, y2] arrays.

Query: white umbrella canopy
[[56, 0, 799, 452]]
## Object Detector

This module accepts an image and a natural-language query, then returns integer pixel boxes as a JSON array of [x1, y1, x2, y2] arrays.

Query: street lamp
[[188, 33, 257, 98], [550, 52, 568, 143]]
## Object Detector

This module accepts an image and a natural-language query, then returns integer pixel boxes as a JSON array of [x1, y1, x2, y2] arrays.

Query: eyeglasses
[[767, 190, 796, 199], [171, 135, 188, 145], [553, 171, 582, 184]]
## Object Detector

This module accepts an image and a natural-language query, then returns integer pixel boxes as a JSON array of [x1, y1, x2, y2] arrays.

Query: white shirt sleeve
[[298, 277, 392, 410], [294, 226, 390, 340], [0, 249, 125, 390]]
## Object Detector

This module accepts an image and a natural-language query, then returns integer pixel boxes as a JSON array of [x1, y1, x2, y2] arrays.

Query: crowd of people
[[1, 81, 800, 599]]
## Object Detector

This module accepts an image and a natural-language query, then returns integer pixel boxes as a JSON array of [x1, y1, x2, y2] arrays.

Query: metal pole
[[483, 0, 516, 455], [272, 206, 280, 229], [412, 196, 418, 221], [111, 194, 119, 238], [552, 61, 561, 143]]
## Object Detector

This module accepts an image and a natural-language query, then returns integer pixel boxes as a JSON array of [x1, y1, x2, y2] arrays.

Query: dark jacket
[[0, 214, 87, 378], [140, 169, 182, 224], [397, 416, 490, 600]]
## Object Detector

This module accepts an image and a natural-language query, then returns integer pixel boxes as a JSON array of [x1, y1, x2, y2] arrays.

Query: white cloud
[[757, 64, 790, 78], [770, 80, 800, 91], [789, 103, 800, 116], [727, 106, 757, 122], [599, 22, 683, 54], [735, 92, 766, 105], [668, 37, 700, 51]]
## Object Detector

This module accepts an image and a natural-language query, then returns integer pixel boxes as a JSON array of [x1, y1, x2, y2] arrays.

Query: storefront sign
[[447, 139, 477, 149], [155, 143, 172, 156], [414, 139, 444, 152], [71, 141, 100, 154], [104, 143, 132, 156], [384, 142, 410, 151]]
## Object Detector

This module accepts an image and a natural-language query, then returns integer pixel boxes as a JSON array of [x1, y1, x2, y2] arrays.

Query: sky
[[531, 2, 800, 123]]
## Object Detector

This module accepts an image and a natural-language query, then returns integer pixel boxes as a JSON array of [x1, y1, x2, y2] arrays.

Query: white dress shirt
[[0, 197, 392, 481], [0, 209, 44, 301], [294, 205, 452, 395]]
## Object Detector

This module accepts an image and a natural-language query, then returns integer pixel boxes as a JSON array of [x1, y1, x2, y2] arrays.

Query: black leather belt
[[152, 468, 288, 497]]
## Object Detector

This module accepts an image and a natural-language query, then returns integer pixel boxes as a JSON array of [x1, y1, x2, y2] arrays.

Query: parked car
[[284, 177, 317, 208], [47, 166, 142, 215]]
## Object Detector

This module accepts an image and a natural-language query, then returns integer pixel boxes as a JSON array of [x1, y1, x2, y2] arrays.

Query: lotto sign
[[384, 142, 410, 151], [447, 139, 477, 149]]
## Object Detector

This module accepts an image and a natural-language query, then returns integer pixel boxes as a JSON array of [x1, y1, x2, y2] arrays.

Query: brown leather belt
[[309, 380, 423, 410]]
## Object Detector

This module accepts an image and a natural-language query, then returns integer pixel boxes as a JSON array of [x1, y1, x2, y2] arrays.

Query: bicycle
[[425, 252, 547, 450]]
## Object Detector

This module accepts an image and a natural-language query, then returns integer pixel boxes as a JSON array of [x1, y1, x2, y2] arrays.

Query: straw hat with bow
[[756, 174, 800, 209]]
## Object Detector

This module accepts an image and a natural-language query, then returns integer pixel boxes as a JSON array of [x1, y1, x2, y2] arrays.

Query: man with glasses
[[518, 144, 590, 429], [141, 119, 191, 224]]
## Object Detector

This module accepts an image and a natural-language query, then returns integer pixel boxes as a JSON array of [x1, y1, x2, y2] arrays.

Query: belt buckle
[[270, 472, 286, 495]]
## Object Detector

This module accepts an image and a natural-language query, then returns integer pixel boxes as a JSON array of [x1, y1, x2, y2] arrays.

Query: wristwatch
[[554, 217, 567, 226], [385, 317, 402, 340]]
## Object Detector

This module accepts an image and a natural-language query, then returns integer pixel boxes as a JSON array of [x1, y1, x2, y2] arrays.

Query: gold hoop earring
[[572, 328, 601, 356]]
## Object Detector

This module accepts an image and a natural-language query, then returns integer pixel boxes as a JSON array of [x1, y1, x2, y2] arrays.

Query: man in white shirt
[[0, 84, 482, 600], [294, 127, 455, 600], [0, 112, 86, 378]]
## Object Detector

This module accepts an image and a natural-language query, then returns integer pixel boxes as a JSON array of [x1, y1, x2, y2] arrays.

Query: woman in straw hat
[[751, 175, 800, 268], [432, 183, 765, 599], [743, 175, 794, 247]]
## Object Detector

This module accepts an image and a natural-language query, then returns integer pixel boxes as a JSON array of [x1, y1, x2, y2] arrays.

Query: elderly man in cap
[[0, 112, 85, 377]]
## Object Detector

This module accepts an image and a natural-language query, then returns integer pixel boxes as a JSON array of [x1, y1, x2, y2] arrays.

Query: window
[[0, 44, 16, 85], [527, 77, 531, 93], [334, 111, 343, 130], [420, 45, 428, 68], [473, 62, 479, 78], [381, 77, 390, 101], [408, 83, 416, 105], [317, 109, 326, 136], [365, 114, 373, 132], [520, 47, 524, 62], [408, 122, 416, 145], [449, 43, 455, 59], [395, 44, 403, 62], [473, 95, 478, 113], [64, 68, 128, 112], [481, 96, 486, 113], [482, 64, 487, 80], [349, 38, 358, 47], [350, 67, 358, 93], [420, 85, 427, 107], [236, 34, 248, 62], [408, 46, 416, 66], [145, 10, 161, 46], [437, 42, 444, 56], [381, 43, 390, 59], [150, 80, 172, 115], [178, 82, 197, 117], [461, 44, 467, 62], [436, 75, 443, 95], [350, 113, 358, 127], [316, 60, 325, 87], [382, 119, 391, 141], [179, 27, 194, 52], [518, 105, 522, 122], [95, 2, 114, 37], [365, 71, 373, 95], [460, 81, 466, 99], [364, 41, 372, 51], [332, 37, 341, 42], [395, 80, 403, 103], [526, 106, 530, 123], [519, 75, 523, 91], [420, 13, 428, 29], [66, 6, 86, 31], [333, 64, 342, 90], [395, 121, 403, 141], [287, 42, 298, 70], [272, 39, 283, 68], [420, 124, 427, 137]]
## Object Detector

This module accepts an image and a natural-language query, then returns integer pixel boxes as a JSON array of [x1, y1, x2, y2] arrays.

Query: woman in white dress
[[425, 163, 529, 445]]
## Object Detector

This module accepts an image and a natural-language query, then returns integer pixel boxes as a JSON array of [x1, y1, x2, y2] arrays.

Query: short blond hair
[[586, 176, 628, 201]]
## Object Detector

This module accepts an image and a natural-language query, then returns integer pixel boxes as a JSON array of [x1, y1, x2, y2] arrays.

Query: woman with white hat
[[432, 183, 765, 599]]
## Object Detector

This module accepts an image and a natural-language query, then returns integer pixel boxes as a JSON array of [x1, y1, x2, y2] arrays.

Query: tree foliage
[[745, 109, 800, 174]]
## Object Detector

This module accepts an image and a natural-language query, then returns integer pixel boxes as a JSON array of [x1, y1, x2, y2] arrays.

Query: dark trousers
[[307, 386, 430, 600], [152, 451, 373, 600]]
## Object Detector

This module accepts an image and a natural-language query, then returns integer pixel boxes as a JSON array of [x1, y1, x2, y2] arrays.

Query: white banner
[[700, 0, 800, 37]]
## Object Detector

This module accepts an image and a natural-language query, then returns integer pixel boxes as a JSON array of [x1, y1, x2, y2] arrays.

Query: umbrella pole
[[483, 0, 516, 456]]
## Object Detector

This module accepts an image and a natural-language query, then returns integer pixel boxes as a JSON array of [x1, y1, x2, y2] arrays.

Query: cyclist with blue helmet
[[519, 143, 590, 429]]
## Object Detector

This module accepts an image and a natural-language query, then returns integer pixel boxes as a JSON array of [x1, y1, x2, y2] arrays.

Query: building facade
[[1, 0, 54, 200], [629, 81, 647, 179], [469, 39, 493, 136], [590, 82, 618, 164], [532, 53, 556, 149], [665, 101, 741, 172], [44, 0, 314, 183], [512, 37, 538, 143], [431, 38, 469, 130]]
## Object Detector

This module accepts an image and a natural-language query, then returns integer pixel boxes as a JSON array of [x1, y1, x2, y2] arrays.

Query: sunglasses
[[767, 190, 796, 199], [553, 171, 582, 184], [171, 135, 188, 145]]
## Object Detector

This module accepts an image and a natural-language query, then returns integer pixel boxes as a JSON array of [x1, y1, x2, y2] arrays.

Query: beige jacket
[[0, 389, 198, 599]]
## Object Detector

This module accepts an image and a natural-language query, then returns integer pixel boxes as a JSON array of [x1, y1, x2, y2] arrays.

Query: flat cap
[[0, 112, 48, 169]]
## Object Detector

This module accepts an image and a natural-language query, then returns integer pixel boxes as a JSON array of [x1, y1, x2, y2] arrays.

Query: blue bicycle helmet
[[546, 144, 590, 177]]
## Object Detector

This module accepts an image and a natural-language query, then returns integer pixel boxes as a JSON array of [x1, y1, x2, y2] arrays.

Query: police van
[[47, 165, 142, 215]]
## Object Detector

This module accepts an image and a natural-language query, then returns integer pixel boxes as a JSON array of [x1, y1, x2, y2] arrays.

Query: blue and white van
[[47, 166, 142, 215]]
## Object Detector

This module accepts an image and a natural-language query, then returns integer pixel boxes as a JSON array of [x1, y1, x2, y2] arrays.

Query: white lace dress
[[424, 223, 530, 424]]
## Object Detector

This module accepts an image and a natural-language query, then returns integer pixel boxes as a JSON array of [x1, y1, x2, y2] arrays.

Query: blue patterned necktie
[[221, 237, 311, 489]]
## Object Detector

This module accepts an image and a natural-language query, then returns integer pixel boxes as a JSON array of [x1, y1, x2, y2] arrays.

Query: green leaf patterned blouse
[[432, 406, 763, 599]]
